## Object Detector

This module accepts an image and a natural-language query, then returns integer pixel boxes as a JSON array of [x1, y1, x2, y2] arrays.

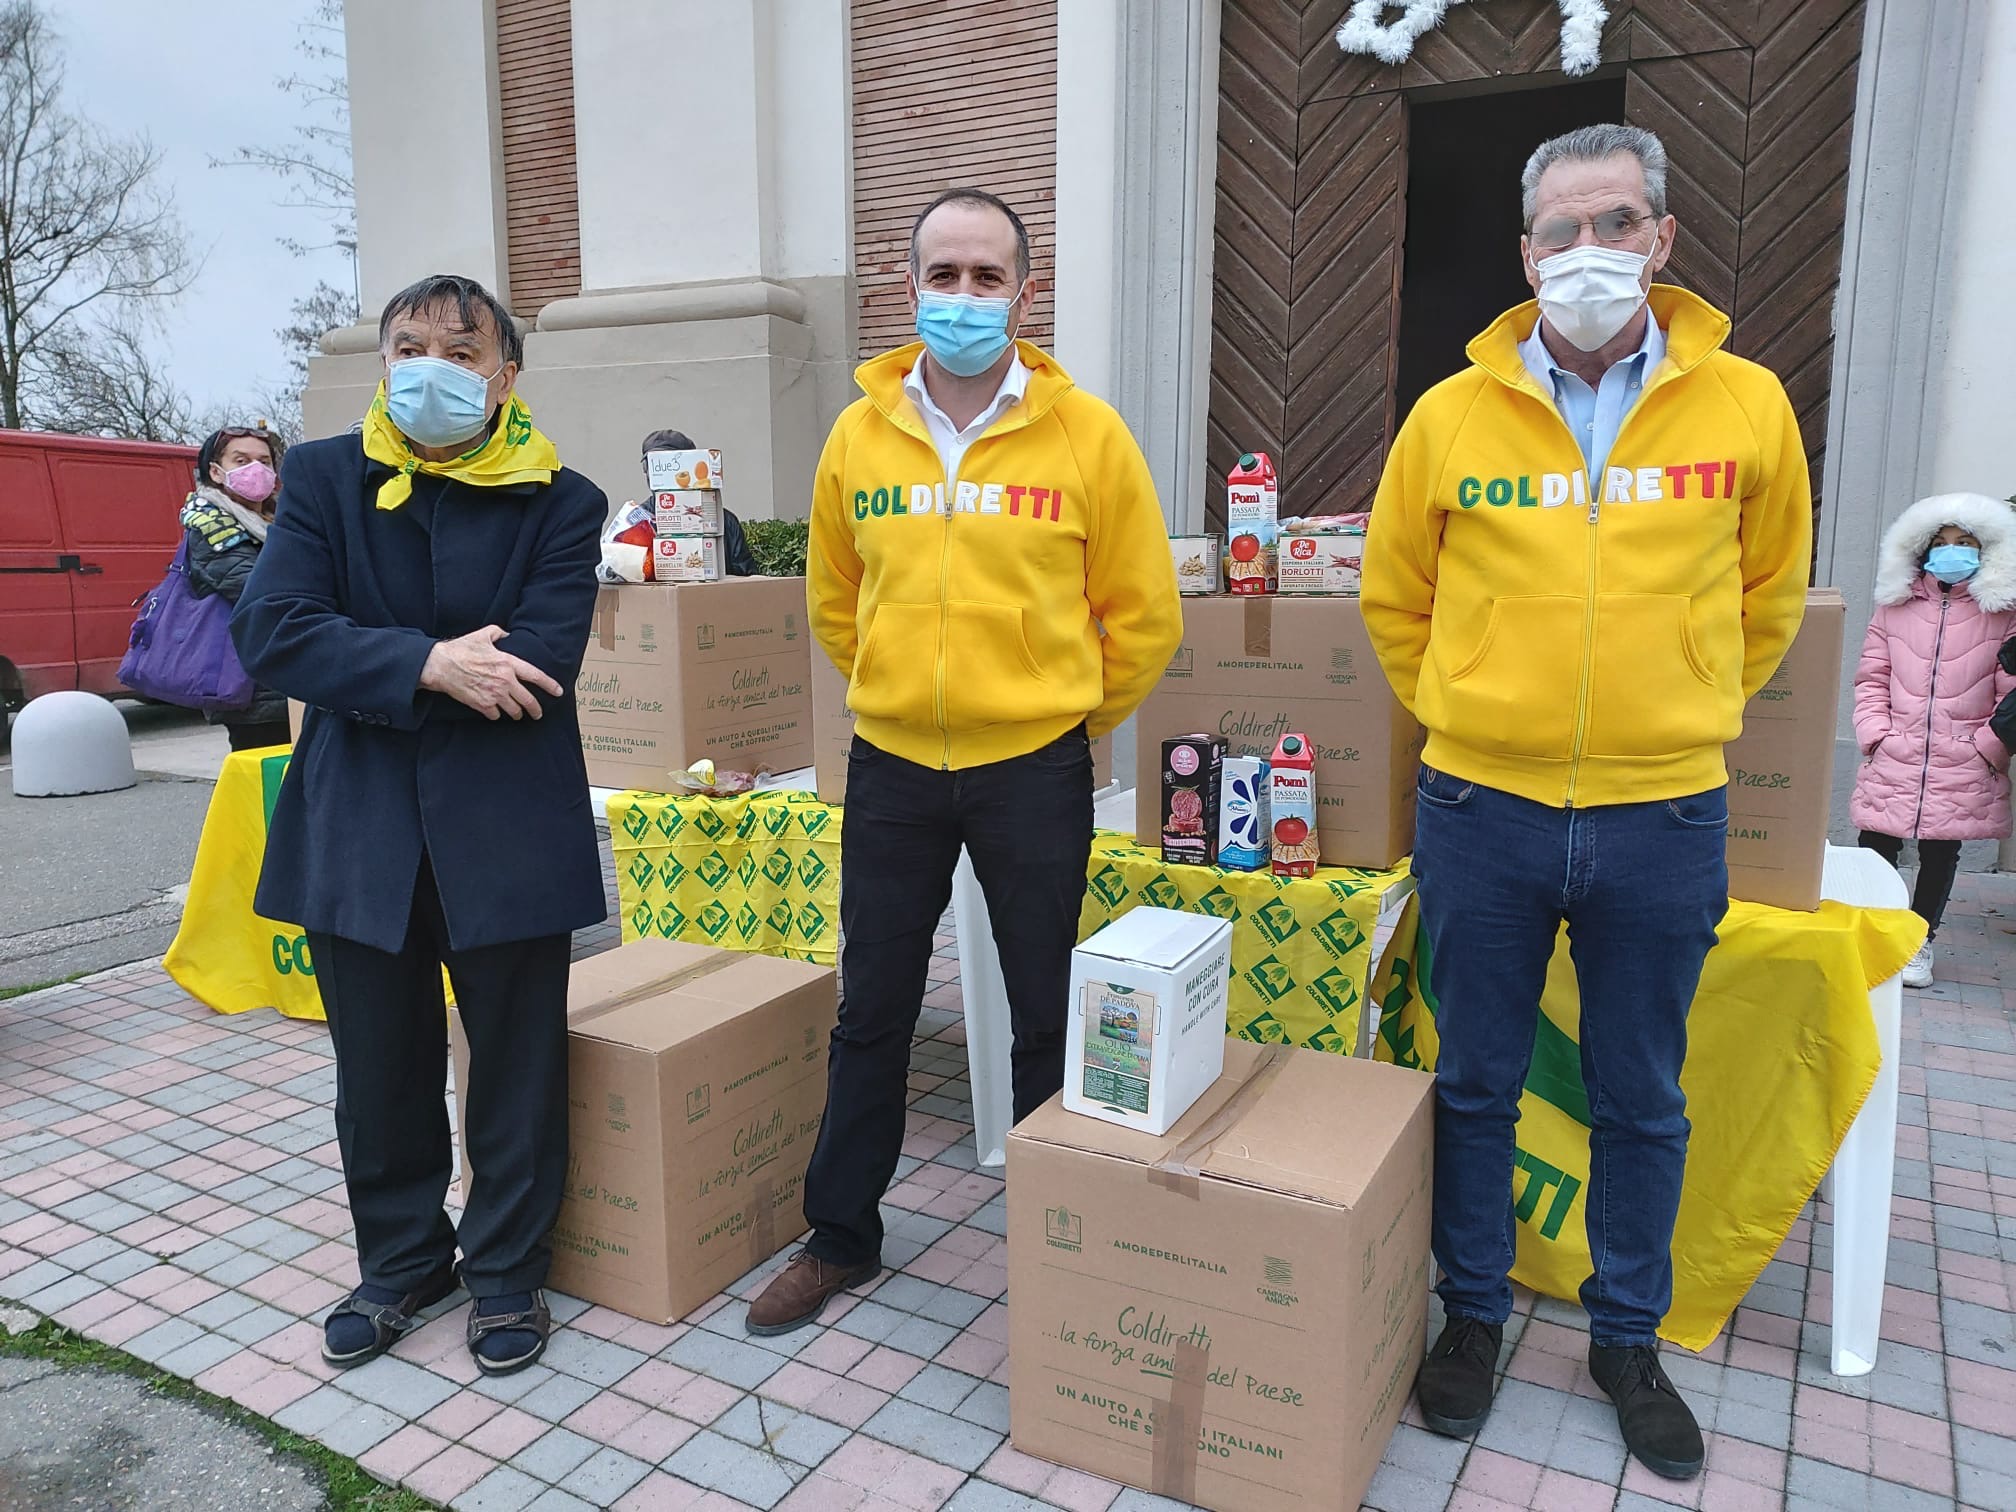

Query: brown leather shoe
[[746, 1250, 880, 1336]]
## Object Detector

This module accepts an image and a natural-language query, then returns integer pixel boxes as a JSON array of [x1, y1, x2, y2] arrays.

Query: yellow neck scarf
[[361, 382, 561, 510]]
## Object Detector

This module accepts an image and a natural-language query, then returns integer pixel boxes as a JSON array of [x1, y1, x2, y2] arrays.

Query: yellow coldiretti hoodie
[[808, 340, 1183, 771], [1362, 286, 1813, 809]]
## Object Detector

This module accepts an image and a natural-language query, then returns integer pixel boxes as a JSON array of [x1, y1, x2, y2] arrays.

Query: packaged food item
[[1064, 908, 1232, 1135], [645, 448, 724, 492], [654, 490, 725, 537], [1160, 733, 1225, 867], [1270, 732, 1318, 877], [652, 536, 724, 583], [1279, 516, 1366, 595], [1227, 451, 1279, 596], [1216, 754, 1272, 871], [1169, 534, 1222, 595]]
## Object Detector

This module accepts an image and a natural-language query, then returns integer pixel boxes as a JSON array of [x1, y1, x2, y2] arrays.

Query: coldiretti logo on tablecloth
[[1076, 832, 1408, 1056], [609, 790, 840, 967]]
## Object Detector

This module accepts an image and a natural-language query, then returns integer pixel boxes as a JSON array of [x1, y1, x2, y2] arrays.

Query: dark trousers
[[1413, 767, 1729, 1348], [1858, 831, 1962, 940], [802, 729, 1095, 1267], [308, 855, 571, 1297], [227, 719, 292, 751]]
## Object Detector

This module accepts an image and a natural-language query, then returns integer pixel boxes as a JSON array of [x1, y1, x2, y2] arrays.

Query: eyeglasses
[[1528, 209, 1656, 254]]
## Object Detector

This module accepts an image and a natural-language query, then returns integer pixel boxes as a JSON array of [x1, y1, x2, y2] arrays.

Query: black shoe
[[1415, 1316, 1503, 1437], [1589, 1343, 1705, 1480], [468, 1290, 551, 1376], [321, 1263, 461, 1368]]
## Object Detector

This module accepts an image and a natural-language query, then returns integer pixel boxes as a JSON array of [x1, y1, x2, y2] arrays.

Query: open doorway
[[1394, 76, 1629, 424]]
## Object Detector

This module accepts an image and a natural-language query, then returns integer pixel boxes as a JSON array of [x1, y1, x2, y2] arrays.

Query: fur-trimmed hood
[[1872, 492, 2016, 613]]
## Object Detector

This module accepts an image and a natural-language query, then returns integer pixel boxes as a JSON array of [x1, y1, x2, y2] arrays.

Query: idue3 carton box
[[1216, 756, 1271, 872], [1066, 908, 1231, 1135], [1009, 1043, 1435, 1512], [450, 940, 836, 1323], [1137, 597, 1420, 869], [574, 580, 812, 790], [1725, 588, 1846, 911], [645, 448, 723, 491]]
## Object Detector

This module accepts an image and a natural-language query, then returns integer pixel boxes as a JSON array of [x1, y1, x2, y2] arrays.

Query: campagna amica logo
[[1045, 1207, 1083, 1252], [1259, 1254, 1299, 1308]]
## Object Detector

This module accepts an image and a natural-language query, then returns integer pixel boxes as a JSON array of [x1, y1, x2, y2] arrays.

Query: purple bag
[[118, 540, 256, 715]]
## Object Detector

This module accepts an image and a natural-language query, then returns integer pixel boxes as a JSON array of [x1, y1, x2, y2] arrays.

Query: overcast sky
[[53, 0, 354, 415]]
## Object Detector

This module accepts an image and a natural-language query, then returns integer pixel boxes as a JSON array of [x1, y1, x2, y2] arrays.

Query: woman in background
[[181, 423, 291, 749]]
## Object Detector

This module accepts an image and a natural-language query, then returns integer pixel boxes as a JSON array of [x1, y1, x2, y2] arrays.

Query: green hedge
[[744, 517, 810, 577]]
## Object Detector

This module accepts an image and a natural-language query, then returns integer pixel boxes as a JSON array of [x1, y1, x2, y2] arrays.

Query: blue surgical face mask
[[386, 355, 501, 448], [914, 291, 1016, 378], [1926, 543, 1981, 585]]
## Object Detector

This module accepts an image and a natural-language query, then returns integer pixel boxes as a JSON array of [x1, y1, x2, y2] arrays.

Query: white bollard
[[10, 692, 137, 797]]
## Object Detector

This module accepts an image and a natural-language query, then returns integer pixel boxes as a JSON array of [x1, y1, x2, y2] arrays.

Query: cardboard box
[[1008, 1042, 1435, 1512], [1170, 535, 1221, 596], [1066, 908, 1231, 1134], [653, 536, 725, 583], [1725, 588, 1845, 911], [810, 652, 1113, 805], [1136, 597, 1421, 870], [645, 448, 723, 491], [810, 649, 853, 805], [449, 940, 836, 1323], [1278, 519, 1365, 596], [575, 580, 813, 790], [655, 491, 725, 537]]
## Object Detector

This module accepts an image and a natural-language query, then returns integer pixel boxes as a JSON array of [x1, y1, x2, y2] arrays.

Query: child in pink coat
[[1852, 493, 2016, 986]]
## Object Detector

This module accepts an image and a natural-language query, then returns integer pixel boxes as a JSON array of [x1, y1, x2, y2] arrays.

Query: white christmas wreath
[[1335, 0, 1610, 76]]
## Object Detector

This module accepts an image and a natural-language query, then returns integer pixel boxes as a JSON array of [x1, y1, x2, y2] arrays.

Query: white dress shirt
[[902, 353, 1030, 487]]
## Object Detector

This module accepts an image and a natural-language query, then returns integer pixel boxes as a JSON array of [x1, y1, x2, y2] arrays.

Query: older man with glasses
[[1361, 124, 1813, 1480]]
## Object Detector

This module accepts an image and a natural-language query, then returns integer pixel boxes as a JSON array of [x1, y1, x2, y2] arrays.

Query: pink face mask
[[222, 460, 277, 504]]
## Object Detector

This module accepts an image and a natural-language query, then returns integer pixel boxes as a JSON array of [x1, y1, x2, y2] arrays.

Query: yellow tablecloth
[[1372, 895, 1925, 1350], [165, 747, 329, 1021], [609, 789, 842, 965], [1076, 832, 1413, 1056]]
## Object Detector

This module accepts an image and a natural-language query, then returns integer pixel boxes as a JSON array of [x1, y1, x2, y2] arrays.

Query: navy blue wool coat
[[231, 433, 610, 954]]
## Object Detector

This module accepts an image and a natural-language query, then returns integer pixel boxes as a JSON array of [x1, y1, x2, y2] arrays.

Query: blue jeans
[[1412, 767, 1729, 1348]]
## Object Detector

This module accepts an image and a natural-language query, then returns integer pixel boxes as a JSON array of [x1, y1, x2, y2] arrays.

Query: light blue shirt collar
[[1517, 312, 1666, 478]]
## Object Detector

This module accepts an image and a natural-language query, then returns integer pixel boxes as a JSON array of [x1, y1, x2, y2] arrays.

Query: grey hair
[[1521, 124, 1669, 225]]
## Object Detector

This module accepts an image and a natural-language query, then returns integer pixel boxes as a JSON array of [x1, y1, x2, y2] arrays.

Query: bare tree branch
[[0, 0, 198, 429], [32, 312, 201, 443]]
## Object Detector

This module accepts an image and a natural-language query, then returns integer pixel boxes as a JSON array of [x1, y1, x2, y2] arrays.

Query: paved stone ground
[[0, 848, 2011, 1512]]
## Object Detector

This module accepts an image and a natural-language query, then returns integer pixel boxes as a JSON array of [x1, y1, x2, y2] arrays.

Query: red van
[[0, 430, 194, 722]]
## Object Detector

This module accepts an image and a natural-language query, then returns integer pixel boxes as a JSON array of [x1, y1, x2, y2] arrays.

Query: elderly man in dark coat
[[232, 273, 606, 1376]]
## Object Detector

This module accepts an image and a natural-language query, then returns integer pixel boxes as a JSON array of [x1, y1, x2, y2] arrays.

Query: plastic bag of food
[[665, 759, 764, 796], [597, 499, 658, 583]]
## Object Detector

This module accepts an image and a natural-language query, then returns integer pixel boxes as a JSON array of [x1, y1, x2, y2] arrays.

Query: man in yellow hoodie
[[1362, 126, 1811, 1480], [747, 189, 1183, 1335]]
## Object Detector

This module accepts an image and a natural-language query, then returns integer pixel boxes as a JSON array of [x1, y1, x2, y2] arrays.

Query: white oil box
[[1065, 908, 1231, 1135]]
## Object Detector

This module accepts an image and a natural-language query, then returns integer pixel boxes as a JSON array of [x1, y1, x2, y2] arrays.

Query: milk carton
[[1270, 732, 1318, 877], [654, 491, 725, 537], [1216, 755, 1271, 871], [1170, 534, 1221, 595], [1065, 907, 1232, 1135], [1160, 734, 1225, 867], [645, 449, 724, 492], [651, 536, 724, 583], [1226, 452, 1279, 595]]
